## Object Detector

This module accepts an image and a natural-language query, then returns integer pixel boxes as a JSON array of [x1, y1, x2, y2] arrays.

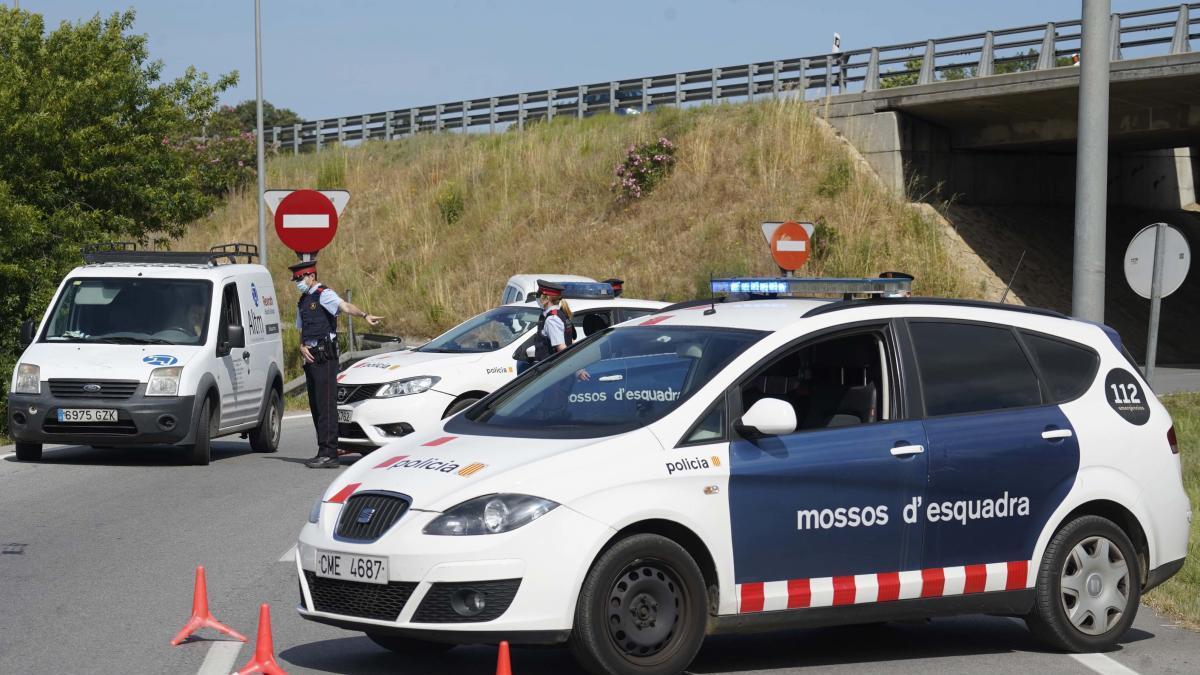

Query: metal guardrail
[[265, 3, 1198, 153]]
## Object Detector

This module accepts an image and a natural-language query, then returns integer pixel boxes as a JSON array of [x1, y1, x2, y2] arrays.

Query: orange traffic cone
[[235, 604, 287, 675], [170, 566, 248, 645], [495, 640, 512, 675]]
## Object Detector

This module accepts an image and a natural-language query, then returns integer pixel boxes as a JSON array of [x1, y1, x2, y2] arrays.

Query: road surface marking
[[0, 453, 13, 460], [279, 545, 297, 562], [283, 413, 309, 421], [196, 640, 242, 675], [1070, 653, 1141, 675]]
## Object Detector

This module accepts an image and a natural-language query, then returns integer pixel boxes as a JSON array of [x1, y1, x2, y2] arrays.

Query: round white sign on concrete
[[1123, 223, 1191, 300]]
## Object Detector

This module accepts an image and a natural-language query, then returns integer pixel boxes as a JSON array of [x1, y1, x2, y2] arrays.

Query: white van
[[7, 243, 285, 465], [500, 274, 596, 305]]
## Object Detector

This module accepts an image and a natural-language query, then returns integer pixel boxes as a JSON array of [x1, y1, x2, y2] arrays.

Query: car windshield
[[459, 326, 765, 438], [418, 306, 542, 354], [42, 277, 212, 346]]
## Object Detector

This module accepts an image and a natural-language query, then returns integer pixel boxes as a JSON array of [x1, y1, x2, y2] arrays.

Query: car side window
[[574, 311, 613, 338], [218, 282, 241, 350], [737, 330, 891, 431], [681, 395, 726, 445], [1020, 332, 1099, 403], [620, 308, 658, 323], [910, 321, 1042, 416]]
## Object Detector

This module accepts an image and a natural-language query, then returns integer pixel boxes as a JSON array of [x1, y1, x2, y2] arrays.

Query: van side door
[[236, 277, 275, 425], [215, 280, 253, 428], [905, 320, 1081, 592]]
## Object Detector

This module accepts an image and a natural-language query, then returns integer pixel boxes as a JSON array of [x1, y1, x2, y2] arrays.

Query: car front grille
[[337, 385, 376, 405], [48, 379, 139, 399], [42, 418, 138, 436], [338, 422, 369, 439], [303, 570, 417, 621], [411, 579, 522, 623], [335, 492, 409, 543]]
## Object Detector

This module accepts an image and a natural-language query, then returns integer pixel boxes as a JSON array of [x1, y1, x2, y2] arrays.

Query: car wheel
[[187, 399, 214, 466], [1026, 515, 1140, 652], [569, 534, 707, 675], [250, 389, 282, 453], [14, 442, 42, 461], [366, 632, 454, 655], [442, 397, 479, 419]]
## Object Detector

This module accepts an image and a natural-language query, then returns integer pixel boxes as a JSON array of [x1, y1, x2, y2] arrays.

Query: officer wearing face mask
[[288, 259, 383, 468]]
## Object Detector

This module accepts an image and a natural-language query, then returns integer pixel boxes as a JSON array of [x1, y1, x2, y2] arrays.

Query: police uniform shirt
[[296, 285, 342, 345], [542, 305, 566, 348]]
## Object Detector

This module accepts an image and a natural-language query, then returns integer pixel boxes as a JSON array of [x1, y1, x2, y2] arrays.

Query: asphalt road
[[0, 417, 1196, 675]]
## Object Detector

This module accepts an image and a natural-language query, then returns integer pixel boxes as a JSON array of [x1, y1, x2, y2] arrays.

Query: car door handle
[[1042, 428, 1073, 441], [890, 444, 925, 457]]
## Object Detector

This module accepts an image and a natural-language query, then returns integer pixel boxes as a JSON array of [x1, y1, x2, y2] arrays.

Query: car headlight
[[376, 376, 439, 398], [308, 496, 322, 524], [422, 494, 559, 536], [14, 363, 40, 394], [145, 366, 182, 397]]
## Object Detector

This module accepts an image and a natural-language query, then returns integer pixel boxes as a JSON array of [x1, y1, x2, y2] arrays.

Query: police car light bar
[[710, 277, 912, 297], [561, 282, 615, 300]]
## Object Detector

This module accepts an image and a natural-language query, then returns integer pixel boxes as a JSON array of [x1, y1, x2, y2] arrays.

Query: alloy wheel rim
[[1060, 535, 1129, 636], [606, 559, 684, 658]]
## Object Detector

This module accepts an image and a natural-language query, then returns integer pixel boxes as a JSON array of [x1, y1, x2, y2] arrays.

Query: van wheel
[[250, 389, 281, 453], [1025, 515, 1140, 652], [442, 397, 479, 419], [569, 534, 707, 675], [14, 442, 42, 461], [366, 632, 453, 655], [187, 399, 214, 466]]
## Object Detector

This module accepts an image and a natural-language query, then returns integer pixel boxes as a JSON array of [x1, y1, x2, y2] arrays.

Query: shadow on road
[[281, 617, 1157, 674], [2, 441, 252, 466]]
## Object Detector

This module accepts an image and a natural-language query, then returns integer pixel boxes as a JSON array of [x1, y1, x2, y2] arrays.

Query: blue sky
[[26, 1, 1158, 120]]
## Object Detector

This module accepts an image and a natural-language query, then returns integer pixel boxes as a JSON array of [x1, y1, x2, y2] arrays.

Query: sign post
[[1123, 223, 1191, 387]]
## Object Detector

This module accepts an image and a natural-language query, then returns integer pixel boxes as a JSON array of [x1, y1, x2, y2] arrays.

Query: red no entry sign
[[770, 220, 811, 271], [273, 189, 339, 253]]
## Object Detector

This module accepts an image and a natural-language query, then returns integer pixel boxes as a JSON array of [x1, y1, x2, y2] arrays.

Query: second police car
[[296, 277, 1189, 675], [335, 282, 665, 452]]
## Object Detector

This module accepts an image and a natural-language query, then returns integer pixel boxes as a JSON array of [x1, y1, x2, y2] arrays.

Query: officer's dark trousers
[[304, 357, 339, 459]]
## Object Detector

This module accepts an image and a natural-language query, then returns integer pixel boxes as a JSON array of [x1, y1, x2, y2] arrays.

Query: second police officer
[[530, 279, 576, 367], [289, 259, 383, 469]]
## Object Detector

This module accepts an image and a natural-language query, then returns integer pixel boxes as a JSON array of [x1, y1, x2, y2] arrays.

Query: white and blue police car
[[335, 282, 666, 452], [295, 276, 1189, 675]]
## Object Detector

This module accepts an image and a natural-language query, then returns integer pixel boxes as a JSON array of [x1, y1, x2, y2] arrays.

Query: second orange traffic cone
[[495, 640, 512, 675], [169, 566, 247, 645], [235, 604, 287, 675]]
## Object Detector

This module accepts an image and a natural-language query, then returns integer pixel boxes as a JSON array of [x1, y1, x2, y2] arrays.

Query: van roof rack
[[81, 242, 259, 266]]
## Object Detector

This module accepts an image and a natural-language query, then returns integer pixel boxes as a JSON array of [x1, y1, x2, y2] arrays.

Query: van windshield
[[453, 326, 765, 438], [42, 278, 213, 346], [418, 306, 542, 354]]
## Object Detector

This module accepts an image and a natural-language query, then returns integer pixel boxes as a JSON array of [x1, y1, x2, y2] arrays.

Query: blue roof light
[[709, 277, 912, 297]]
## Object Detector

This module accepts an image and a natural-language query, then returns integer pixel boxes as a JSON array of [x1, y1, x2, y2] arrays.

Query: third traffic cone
[[495, 640, 512, 675], [170, 566, 248, 645], [235, 604, 287, 675]]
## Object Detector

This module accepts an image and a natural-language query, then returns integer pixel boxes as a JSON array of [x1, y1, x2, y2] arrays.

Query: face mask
[[296, 279, 309, 293]]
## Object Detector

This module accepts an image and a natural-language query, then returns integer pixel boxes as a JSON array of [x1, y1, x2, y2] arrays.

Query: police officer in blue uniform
[[531, 279, 576, 365], [289, 259, 383, 468]]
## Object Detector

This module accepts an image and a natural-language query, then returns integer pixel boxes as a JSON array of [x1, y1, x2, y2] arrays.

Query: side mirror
[[225, 324, 246, 350], [19, 319, 36, 348], [735, 398, 797, 437]]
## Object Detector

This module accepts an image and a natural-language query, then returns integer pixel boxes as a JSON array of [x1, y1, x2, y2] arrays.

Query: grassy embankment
[[1147, 393, 1200, 628]]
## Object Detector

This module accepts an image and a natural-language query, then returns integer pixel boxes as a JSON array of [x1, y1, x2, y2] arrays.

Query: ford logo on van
[[143, 355, 178, 367], [82, 384, 102, 393]]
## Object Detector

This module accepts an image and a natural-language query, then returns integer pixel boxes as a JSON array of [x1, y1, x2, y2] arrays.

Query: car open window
[[735, 329, 892, 432], [218, 282, 241, 351], [1020, 331, 1099, 403], [910, 321, 1043, 416], [457, 326, 765, 439], [573, 310, 614, 338], [419, 306, 541, 354]]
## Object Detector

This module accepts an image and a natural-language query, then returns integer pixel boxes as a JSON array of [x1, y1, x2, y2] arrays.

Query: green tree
[[204, 99, 303, 137], [0, 8, 234, 434]]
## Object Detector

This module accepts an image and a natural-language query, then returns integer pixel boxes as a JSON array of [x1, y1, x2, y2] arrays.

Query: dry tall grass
[[173, 99, 980, 339]]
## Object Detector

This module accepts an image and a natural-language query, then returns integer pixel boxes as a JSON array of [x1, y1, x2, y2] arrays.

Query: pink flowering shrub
[[611, 137, 676, 201], [165, 130, 257, 197]]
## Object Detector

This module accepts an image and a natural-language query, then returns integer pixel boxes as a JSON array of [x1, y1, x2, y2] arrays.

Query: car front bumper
[[336, 390, 455, 449], [7, 389, 197, 446], [295, 502, 612, 642]]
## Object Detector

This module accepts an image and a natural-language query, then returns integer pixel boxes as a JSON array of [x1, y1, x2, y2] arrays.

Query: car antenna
[[704, 273, 717, 315], [999, 249, 1026, 304]]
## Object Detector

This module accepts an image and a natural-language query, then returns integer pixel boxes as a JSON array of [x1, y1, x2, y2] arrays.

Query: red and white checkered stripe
[[736, 560, 1032, 613]]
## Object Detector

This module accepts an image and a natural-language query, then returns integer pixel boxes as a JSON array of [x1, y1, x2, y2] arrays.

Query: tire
[[366, 632, 454, 656], [442, 397, 479, 419], [249, 389, 282, 453], [14, 442, 42, 462], [569, 534, 708, 675], [187, 399, 214, 466], [1025, 515, 1141, 652]]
